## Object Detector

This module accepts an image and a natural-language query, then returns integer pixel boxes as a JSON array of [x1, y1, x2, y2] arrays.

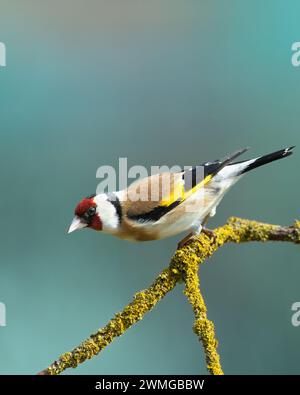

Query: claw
[[202, 227, 217, 241], [177, 233, 199, 249]]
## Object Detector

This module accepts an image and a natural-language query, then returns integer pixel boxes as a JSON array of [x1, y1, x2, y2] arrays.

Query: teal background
[[0, 0, 300, 374]]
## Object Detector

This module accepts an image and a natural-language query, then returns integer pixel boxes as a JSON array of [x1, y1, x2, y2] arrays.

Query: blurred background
[[0, 0, 299, 374]]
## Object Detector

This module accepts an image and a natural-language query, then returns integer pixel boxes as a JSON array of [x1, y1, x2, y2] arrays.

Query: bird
[[68, 146, 294, 247]]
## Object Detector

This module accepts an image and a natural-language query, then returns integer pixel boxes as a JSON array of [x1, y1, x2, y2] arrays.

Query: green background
[[0, 0, 299, 374]]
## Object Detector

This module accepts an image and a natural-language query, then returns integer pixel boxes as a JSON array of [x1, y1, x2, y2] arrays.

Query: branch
[[183, 259, 223, 375], [38, 217, 300, 375]]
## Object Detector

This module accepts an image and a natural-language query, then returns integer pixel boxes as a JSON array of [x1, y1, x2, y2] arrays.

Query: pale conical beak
[[68, 216, 87, 234]]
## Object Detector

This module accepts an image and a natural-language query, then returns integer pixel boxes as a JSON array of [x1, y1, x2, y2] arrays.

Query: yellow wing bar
[[160, 173, 213, 207]]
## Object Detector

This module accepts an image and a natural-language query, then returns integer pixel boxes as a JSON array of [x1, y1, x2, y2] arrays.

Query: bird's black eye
[[87, 206, 96, 216]]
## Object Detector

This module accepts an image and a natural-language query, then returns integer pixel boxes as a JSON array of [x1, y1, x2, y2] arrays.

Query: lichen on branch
[[38, 217, 300, 375]]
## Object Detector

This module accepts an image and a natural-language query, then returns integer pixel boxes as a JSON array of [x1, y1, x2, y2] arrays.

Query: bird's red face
[[68, 195, 102, 233]]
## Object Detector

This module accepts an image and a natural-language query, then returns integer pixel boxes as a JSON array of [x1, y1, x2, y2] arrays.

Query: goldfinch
[[68, 147, 294, 246]]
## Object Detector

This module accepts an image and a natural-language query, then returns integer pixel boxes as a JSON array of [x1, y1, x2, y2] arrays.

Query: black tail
[[240, 146, 295, 174]]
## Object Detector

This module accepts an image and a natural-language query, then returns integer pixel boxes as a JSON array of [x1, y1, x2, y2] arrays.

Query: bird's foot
[[177, 233, 199, 249], [201, 227, 217, 241]]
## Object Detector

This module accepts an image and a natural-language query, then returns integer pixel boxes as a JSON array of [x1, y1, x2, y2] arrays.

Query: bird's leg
[[177, 209, 217, 249], [201, 213, 217, 241], [177, 232, 199, 249]]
